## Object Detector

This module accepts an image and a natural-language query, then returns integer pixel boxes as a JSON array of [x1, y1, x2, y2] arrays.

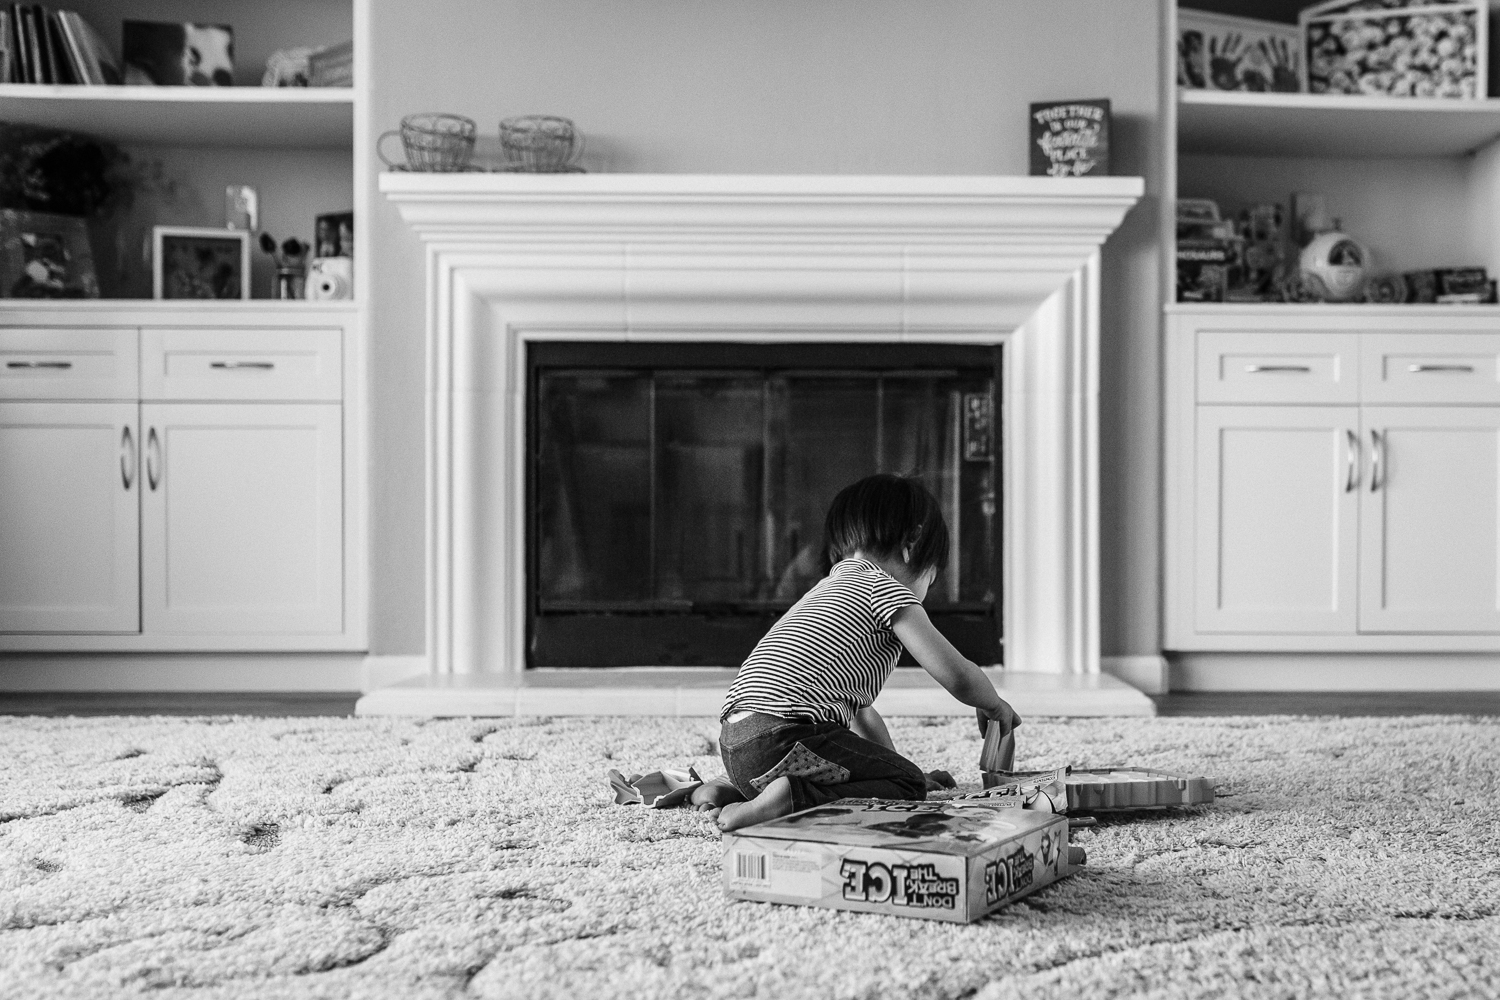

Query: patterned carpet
[[1, 713, 1497, 999]]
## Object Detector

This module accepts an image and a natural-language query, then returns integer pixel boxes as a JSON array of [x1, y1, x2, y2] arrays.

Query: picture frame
[[153, 226, 250, 300], [0, 209, 99, 299], [1178, 8, 1302, 93], [122, 20, 235, 86], [314, 210, 354, 258]]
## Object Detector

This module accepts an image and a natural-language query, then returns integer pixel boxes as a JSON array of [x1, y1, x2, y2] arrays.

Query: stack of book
[[0, 5, 120, 85]]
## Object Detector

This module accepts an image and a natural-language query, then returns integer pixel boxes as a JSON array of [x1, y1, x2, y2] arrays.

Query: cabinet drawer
[[141, 328, 341, 401], [1196, 332, 1359, 404], [1360, 333, 1500, 404], [0, 328, 138, 400]]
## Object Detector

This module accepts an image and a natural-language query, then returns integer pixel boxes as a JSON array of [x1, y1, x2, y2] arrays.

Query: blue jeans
[[718, 711, 927, 813]]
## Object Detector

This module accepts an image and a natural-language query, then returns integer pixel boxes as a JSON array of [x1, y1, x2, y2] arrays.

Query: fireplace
[[372, 173, 1143, 711], [530, 341, 1002, 666]]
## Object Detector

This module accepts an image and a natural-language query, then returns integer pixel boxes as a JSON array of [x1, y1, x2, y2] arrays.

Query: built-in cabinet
[[1166, 308, 1500, 651], [0, 305, 363, 651]]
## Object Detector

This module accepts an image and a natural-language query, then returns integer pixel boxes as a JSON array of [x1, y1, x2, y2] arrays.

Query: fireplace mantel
[[364, 173, 1145, 716]]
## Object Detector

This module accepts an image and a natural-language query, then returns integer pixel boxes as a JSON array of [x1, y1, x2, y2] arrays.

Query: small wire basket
[[499, 115, 583, 172], [377, 113, 478, 172]]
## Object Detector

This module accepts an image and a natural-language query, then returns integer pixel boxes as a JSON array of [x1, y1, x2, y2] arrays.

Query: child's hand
[[976, 701, 1022, 738], [924, 769, 955, 792]]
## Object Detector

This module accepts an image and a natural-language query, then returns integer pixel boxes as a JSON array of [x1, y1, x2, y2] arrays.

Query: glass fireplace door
[[530, 343, 1000, 666]]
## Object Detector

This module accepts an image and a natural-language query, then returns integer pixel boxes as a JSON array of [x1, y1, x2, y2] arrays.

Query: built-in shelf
[[0, 298, 359, 313], [1178, 90, 1500, 159], [0, 85, 354, 149]]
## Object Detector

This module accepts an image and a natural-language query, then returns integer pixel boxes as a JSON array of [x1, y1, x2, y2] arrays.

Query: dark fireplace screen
[[528, 343, 1001, 667]]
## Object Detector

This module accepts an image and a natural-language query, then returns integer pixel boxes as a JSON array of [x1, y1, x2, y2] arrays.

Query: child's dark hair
[[823, 474, 950, 575]]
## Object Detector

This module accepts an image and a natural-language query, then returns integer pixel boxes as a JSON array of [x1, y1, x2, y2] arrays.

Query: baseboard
[[354, 669, 1156, 718], [1101, 655, 1169, 695], [0, 653, 367, 692], [361, 655, 429, 692], [1170, 653, 1500, 691]]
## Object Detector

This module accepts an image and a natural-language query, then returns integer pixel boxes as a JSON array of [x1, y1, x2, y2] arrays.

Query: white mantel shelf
[[368, 173, 1145, 717]]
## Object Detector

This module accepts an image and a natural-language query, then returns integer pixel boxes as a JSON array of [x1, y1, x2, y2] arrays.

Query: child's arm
[[892, 605, 1021, 735], [851, 705, 897, 750]]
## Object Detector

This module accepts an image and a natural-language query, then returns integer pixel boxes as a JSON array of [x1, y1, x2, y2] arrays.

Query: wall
[[367, 0, 1165, 660]]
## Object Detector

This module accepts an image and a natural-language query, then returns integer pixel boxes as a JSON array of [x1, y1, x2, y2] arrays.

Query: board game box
[[978, 767, 1215, 812], [722, 798, 1077, 924]]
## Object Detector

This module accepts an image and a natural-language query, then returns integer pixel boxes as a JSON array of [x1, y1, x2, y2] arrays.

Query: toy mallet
[[979, 717, 1015, 772]]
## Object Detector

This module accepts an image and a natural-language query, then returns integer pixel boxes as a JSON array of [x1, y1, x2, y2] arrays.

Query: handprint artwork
[[1178, 13, 1301, 93]]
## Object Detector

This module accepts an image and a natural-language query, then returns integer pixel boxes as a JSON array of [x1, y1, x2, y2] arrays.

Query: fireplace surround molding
[[376, 173, 1143, 700]]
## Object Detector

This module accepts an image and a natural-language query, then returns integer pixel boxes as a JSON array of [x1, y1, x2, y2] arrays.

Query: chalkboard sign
[[1029, 99, 1111, 178]]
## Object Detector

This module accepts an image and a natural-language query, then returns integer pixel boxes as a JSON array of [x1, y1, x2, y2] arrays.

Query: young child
[[694, 473, 1020, 831]]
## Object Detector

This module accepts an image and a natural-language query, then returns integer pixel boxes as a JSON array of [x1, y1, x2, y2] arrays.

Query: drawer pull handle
[[210, 361, 275, 370], [1345, 429, 1360, 493], [1407, 363, 1475, 373], [1245, 364, 1312, 373], [146, 427, 161, 492], [1370, 429, 1384, 492], [121, 426, 136, 491], [6, 360, 72, 369]]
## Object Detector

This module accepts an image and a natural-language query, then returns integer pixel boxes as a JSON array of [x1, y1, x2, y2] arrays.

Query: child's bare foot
[[690, 775, 745, 812], [715, 776, 794, 831]]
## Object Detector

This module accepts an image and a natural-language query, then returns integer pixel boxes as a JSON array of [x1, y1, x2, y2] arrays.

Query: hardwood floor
[[1, 691, 1499, 717]]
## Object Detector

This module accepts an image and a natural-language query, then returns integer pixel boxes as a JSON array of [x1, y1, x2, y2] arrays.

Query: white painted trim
[[1102, 655, 1170, 695], [1170, 653, 1500, 691], [361, 654, 429, 692], [379, 174, 1142, 691], [353, 669, 1156, 718], [0, 654, 366, 692]]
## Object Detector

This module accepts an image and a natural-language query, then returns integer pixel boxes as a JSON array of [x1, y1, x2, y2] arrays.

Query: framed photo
[[1178, 9, 1302, 93], [123, 21, 234, 86], [0, 209, 99, 299], [153, 226, 250, 300], [314, 210, 354, 258]]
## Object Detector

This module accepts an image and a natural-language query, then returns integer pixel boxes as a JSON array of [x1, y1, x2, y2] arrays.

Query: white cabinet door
[[0, 402, 139, 632], [1195, 406, 1360, 633], [141, 403, 342, 634], [1359, 407, 1500, 633]]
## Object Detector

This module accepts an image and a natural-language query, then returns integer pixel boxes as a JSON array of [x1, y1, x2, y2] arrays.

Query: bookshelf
[[0, 84, 353, 147]]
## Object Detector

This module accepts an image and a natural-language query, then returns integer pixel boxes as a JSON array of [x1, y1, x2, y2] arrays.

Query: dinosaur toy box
[[722, 798, 1079, 924]]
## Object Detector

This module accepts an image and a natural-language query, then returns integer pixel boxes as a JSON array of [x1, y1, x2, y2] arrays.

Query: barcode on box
[[734, 852, 768, 883]]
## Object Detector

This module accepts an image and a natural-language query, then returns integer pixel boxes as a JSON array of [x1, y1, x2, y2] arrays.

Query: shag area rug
[[1, 713, 1497, 999]]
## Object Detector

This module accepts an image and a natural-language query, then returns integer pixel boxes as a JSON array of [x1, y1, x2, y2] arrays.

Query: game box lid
[[737, 798, 1065, 858]]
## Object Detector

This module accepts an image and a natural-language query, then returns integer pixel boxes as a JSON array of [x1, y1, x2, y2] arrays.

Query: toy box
[[979, 767, 1215, 813], [722, 799, 1077, 924], [1302, 0, 1488, 98], [1178, 9, 1303, 92]]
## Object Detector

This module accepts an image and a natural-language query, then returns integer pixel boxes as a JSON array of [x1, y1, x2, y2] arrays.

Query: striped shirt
[[721, 558, 920, 727]]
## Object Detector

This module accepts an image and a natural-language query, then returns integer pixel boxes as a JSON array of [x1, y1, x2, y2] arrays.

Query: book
[[32, 5, 55, 83], [0, 8, 12, 83], [9, 4, 30, 82], [72, 12, 118, 85], [43, 9, 76, 84], [54, 8, 89, 83], [21, 4, 43, 82]]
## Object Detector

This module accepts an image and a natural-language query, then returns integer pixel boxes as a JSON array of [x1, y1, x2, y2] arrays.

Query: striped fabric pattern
[[720, 558, 919, 727]]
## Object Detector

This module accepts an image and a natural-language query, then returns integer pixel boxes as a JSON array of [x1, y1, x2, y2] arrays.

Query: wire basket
[[499, 115, 583, 172], [377, 113, 477, 172]]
